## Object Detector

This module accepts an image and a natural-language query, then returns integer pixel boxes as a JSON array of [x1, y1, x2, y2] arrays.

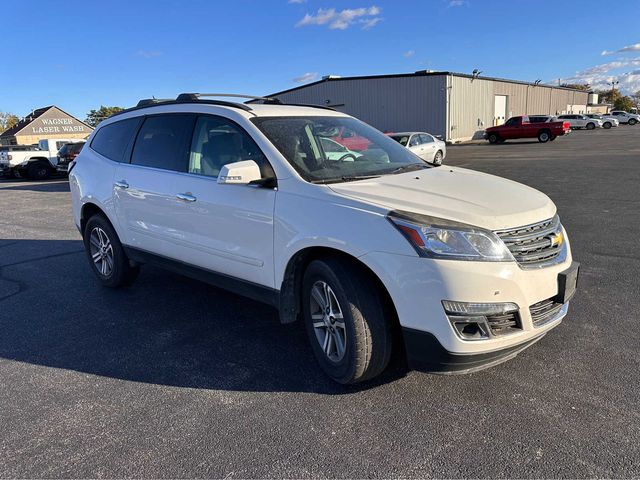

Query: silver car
[[585, 113, 619, 129], [556, 114, 603, 130], [387, 132, 446, 165]]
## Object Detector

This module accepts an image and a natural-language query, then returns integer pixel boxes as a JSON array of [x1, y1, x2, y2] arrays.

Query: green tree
[[594, 88, 621, 105], [0, 111, 19, 133], [613, 96, 635, 111], [85, 106, 125, 127]]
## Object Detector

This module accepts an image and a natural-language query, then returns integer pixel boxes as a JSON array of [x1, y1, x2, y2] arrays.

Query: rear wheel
[[27, 161, 51, 180], [83, 214, 139, 288], [629, 118, 637, 125], [537, 130, 551, 143], [302, 258, 392, 384], [488, 133, 500, 144], [603, 121, 612, 129], [586, 122, 596, 130], [432, 150, 443, 165]]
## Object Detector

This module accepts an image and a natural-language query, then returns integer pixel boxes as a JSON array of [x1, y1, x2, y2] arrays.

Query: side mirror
[[217, 160, 262, 185]]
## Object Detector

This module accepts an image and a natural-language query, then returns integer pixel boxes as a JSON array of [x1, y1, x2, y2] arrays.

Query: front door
[[114, 113, 276, 288]]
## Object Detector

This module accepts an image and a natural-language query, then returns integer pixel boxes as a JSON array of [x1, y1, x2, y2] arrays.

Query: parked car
[[1, 138, 83, 179], [609, 111, 639, 125], [56, 141, 86, 173], [70, 93, 579, 384], [330, 126, 372, 151], [556, 114, 603, 130], [484, 115, 571, 143], [0, 144, 41, 176], [386, 132, 446, 165], [584, 114, 619, 129]]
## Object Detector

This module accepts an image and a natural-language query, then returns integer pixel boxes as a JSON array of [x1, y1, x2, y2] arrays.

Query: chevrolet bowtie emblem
[[550, 231, 564, 247]]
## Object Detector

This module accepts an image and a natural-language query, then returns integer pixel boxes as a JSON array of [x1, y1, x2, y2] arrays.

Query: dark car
[[56, 142, 85, 173]]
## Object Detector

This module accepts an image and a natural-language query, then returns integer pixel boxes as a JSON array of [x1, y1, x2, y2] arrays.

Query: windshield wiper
[[311, 175, 381, 185], [388, 163, 430, 175]]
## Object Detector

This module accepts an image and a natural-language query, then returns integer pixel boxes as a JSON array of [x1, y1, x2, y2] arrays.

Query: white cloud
[[296, 6, 382, 30], [558, 57, 640, 94], [136, 50, 162, 58], [602, 43, 640, 56], [448, 0, 467, 6], [403, 49, 415, 58], [288, 0, 306, 3], [293, 72, 319, 83]]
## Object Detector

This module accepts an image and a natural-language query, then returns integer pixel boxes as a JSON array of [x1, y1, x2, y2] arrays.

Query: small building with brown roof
[[0, 106, 93, 146]]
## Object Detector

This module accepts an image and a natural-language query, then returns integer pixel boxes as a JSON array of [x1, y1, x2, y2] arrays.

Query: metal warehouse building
[[265, 71, 590, 142]]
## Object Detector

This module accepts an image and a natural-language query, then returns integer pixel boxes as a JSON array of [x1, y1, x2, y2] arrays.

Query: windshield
[[388, 134, 410, 146], [252, 116, 427, 183]]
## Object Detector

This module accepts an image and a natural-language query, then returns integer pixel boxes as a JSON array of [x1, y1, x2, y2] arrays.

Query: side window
[[188, 116, 269, 178], [320, 137, 346, 153], [91, 118, 141, 162], [504, 117, 518, 126], [131, 114, 193, 172], [419, 134, 434, 144], [409, 135, 421, 147]]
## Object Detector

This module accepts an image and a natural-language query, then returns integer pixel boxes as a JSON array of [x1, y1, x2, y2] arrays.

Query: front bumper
[[360, 244, 576, 369]]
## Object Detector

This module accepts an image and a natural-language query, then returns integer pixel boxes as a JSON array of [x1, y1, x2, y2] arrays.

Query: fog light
[[442, 301, 519, 340]]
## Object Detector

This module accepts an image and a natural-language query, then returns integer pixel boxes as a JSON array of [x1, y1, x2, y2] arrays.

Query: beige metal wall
[[273, 76, 448, 137], [449, 76, 590, 141]]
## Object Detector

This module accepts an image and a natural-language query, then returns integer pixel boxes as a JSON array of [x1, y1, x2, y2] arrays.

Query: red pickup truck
[[484, 116, 570, 144]]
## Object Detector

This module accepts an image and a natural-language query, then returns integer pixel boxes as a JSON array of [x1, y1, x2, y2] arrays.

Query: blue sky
[[2, 0, 639, 120]]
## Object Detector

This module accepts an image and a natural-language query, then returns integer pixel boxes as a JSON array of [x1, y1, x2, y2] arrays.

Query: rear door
[[419, 134, 436, 160]]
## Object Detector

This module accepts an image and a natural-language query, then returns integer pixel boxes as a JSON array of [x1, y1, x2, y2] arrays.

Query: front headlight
[[387, 211, 513, 262]]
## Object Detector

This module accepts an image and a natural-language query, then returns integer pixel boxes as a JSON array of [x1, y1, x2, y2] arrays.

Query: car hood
[[328, 166, 556, 230]]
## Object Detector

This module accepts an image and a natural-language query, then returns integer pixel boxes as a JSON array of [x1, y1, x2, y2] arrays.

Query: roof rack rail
[[176, 93, 281, 104]]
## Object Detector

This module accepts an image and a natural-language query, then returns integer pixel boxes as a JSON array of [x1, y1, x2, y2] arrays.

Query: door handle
[[114, 180, 129, 189], [176, 193, 197, 202]]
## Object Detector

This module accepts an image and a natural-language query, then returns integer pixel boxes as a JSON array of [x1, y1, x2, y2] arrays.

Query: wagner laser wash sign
[[0, 106, 93, 145]]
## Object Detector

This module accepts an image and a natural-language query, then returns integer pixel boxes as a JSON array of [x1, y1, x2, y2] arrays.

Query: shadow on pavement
[[0, 180, 70, 193], [0, 239, 408, 394]]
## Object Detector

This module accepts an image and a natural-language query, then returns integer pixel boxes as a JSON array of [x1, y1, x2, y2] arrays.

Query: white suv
[[69, 94, 579, 384], [609, 111, 639, 125]]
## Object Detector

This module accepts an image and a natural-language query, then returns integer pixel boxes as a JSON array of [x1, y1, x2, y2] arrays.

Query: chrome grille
[[530, 298, 563, 327], [495, 215, 563, 268], [486, 311, 521, 336]]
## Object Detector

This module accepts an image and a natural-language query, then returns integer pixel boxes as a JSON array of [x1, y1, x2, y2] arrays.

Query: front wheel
[[432, 150, 444, 165], [603, 122, 612, 129], [83, 214, 139, 288], [302, 258, 392, 384], [538, 131, 551, 143], [487, 133, 500, 144], [629, 118, 637, 125], [586, 122, 596, 130]]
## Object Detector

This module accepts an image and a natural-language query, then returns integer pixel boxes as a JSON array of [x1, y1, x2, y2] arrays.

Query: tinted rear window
[[131, 114, 194, 172], [91, 118, 141, 162]]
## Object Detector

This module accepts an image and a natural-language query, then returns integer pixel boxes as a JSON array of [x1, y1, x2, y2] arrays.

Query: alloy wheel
[[310, 280, 347, 363], [89, 227, 114, 277]]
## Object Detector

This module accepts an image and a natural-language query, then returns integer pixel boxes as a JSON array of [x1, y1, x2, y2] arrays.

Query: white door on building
[[494, 95, 507, 126]]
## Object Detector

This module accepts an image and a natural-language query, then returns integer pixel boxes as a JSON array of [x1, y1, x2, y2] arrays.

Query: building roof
[[0, 105, 93, 138], [0, 106, 51, 138], [267, 71, 592, 98]]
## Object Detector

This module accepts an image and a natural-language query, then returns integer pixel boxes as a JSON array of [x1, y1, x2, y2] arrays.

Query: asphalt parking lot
[[1, 126, 639, 478]]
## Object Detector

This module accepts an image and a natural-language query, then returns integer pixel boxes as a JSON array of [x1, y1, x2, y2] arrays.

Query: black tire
[[629, 118, 637, 126], [537, 130, 551, 143], [603, 121, 612, 129], [432, 150, 444, 165], [488, 133, 500, 144], [27, 161, 51, 180], [83, 214, 139, 288], [586, 122, 596, 130], [302, 258, 392, 384]]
